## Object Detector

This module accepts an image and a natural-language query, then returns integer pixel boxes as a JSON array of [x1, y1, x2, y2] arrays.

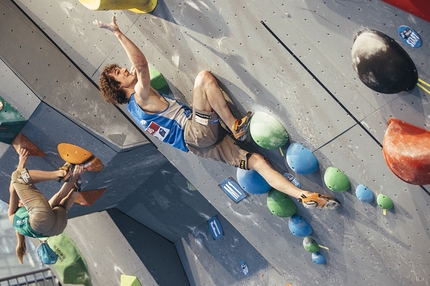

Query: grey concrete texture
[[175, 213, 291, 286], [107, 208, 190, 286], [64, 210, 160, 286], [0, 0, 429, 285]]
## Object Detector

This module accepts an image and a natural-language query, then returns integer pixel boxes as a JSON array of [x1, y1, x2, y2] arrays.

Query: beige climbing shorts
[[184, 108, 250, 169], [12, 169, 67, 237]]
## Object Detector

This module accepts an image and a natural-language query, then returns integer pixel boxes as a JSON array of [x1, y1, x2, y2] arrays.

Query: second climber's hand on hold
[[93, 16, 120, 34], [17, 148, 29, 169], [71, 165, 85, 181]]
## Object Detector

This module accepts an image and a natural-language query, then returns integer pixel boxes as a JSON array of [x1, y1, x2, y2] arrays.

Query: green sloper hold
[[121, 274, 142, 286], [267, 189, 297, 217], [149, 66, 170, 95], [250, 111, 289, 150], [377, 194, 394, 210], [324, 166, 351, 192], [303, 236, 320, 252]]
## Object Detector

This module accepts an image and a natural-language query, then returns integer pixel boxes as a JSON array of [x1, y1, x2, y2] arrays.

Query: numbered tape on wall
[[208, 216, 224, 240]]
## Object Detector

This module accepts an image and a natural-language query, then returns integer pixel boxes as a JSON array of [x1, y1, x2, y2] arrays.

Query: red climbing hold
[[383, 118, 430, 185], [382, 0, 430, 23]]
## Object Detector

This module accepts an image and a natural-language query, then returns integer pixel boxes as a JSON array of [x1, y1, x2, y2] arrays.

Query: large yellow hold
[[79, 0, 157, 13]]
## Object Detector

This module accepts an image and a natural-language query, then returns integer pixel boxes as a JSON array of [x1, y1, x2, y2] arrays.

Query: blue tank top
[[128, 93, 192, 152]]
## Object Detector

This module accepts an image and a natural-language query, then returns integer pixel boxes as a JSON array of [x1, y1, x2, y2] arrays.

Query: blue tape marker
[[240, 260, 249, 276], [208, 216, 224, 240], [398, 25, 422, 48], [219, 177, 247, 203]]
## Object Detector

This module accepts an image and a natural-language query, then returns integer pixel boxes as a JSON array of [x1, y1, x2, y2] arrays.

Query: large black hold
[[351, 28, 418, 94]]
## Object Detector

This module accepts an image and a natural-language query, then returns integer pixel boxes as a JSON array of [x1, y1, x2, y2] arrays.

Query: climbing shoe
[[233, 111, 253, 141], [298, 193, 340, 210]]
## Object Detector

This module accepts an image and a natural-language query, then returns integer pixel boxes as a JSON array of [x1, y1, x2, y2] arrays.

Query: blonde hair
[[15, 231, 26, 264]]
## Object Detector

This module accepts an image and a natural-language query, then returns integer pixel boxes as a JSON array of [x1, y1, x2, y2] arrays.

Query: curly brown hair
[[99, 64, 129, 105]]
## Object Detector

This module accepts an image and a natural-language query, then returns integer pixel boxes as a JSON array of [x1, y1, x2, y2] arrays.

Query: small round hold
[[377, 193, 394, 210], [312, 252, 326, 265], [355, 184, 375, 203]]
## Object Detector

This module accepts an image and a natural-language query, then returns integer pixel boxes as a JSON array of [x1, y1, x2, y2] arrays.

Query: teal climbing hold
[[324, 167, 351, 192], [249, 111, 288, 149], [0, 96, 26, 144], [356, 184, 375, 203], [286, 143, 319, 174], [266, 189, 297, 218]]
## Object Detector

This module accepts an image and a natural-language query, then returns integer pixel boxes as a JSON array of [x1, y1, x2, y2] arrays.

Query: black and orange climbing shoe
[[298, 193, 340, 210], [233, 111, 253, 141]]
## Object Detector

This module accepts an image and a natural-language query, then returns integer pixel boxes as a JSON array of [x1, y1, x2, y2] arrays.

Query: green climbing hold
[[0, 96, 26, 144], [324, 166, 351, 192], [266, 189, 297, 217], [303, 236, 320, 253], [377, 194, 394, 210], [250, 111, 289, 150], [149, 66, 170, 95]]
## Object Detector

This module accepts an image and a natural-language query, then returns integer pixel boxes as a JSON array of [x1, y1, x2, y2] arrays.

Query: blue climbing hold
[[355, 184, 375, 203], [236, 169, 271, 195], [286, 143, 319, 174], [312, 252, 326, 265], [288, 214, 312, 237]]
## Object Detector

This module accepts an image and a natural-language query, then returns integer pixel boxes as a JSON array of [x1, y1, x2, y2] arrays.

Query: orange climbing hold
[[383, 118, 430, 185], [12, 133, 46, 156], [75, 188, 107, 206], [382, 0, 430, 23]]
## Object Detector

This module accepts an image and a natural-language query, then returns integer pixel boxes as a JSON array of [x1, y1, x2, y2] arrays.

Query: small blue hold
[[312, 252, 326, 265], [288, 214, 312, 237], [355, 184, 375, 203]]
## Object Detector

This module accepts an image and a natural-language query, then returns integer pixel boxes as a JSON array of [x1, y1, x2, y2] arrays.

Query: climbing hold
[[383, 117, 430, 185], [237, 169, 271, 195], [377, 194, 394, 214], [324, 167, 350, 192], [0, 96, 26, 144], [303, 236, 320, 253], [398, 25, 422, 48], [249, 111, 289, 149], [75, 188, 107, 206], [355, 184, 375, 203], [12, 133, 46, 156], [120, 274, 142, 286], [351, 28, 418, 93], [311, 252, 326, 265], [149, 66, 170, 95], [79, 0, 158, 14], [267, 189, 298, 218], [286, 143, 319, 174], [288, 214, 312, 237]]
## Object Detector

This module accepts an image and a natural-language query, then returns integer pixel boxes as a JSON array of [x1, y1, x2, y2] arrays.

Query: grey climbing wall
[[1, 0, 429, 285]]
